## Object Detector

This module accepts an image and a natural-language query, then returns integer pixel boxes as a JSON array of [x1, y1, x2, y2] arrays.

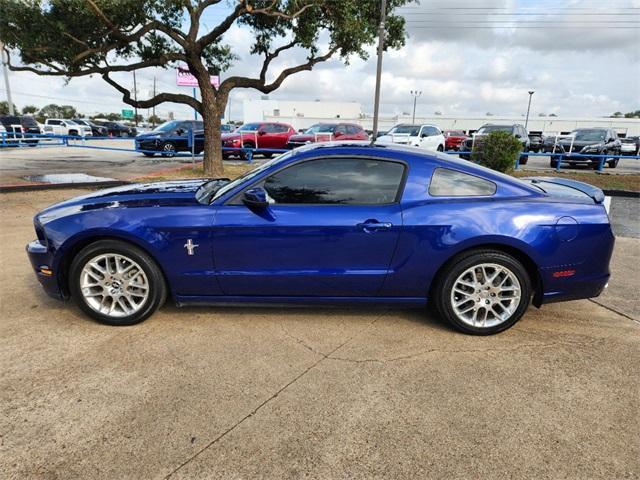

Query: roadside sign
[[121, 109, 134, 119], [176, 65, 219, 88]]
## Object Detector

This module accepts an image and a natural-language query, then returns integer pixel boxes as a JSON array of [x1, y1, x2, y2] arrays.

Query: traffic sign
[[121, 109, 134, 119]]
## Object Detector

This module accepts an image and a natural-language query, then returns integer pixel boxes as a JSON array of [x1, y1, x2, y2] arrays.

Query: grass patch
[[513, 170, 640, 192], [132, 161, 640, 193], [132, 162, 253, 183]]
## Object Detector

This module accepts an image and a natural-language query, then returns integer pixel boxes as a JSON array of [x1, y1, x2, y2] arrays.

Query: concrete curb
[[0, 180, 130, 193]]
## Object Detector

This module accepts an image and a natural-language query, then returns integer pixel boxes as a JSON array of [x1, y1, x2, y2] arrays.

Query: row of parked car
[[0, 114, 137, 143]]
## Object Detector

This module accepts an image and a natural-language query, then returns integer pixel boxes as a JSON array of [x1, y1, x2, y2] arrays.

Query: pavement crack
[[325, 338, 605, 364], [164, 311, 385, 478], [588, 298, 640, 325]]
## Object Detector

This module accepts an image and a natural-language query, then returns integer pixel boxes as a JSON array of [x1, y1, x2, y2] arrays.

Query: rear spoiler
[[524, 177, 605, 204]]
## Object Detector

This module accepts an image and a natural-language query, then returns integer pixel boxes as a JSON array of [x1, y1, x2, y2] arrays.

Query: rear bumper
[[26, 240, 65, 300], [541, 273, 610, 305]]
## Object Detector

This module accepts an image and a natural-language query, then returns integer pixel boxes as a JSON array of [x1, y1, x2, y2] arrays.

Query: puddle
[[23, 173, 116, 184]]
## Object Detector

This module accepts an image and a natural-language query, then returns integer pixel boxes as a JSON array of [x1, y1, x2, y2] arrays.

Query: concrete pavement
[[1, 189, 638, 479]]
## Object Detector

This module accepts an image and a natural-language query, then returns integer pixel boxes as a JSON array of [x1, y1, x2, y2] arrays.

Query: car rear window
[[429, 168, 496, 197]]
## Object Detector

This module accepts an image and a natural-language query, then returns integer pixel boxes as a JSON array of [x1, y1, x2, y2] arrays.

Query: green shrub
[[471, 130, 522, 173]]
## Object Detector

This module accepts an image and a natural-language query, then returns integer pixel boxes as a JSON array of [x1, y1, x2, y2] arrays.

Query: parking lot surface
[[1, 189, 639, 479], [1, 140, 639, 186]]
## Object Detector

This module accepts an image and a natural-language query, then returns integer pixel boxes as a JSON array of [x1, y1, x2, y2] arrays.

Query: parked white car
[[376, 124, 445, 151], [43, 119, 92, 137]]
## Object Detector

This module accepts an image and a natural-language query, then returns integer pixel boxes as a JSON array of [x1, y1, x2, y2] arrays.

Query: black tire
[[549, 158, 559, 168], [160, 142, 176, 157], [437, 144, 444, 152], [69, 240, 167, 326], [142, 152, 155, 157], [262, 152, 273, 159], [68, 130, 78, 136], [433, 249, 532, 335], [608, 157, 619, 168], [519, 154, 528, 165]]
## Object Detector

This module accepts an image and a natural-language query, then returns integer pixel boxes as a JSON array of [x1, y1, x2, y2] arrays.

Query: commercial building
[[243, 99, 640, 136]]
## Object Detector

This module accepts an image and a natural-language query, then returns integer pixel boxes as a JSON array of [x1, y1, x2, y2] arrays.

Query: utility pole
[[371, 0, 387, 141], [0, 41, 15, 115], [524, 90, 535, 131], [410, 90, 422, 124], [133, 70, 138, 126]]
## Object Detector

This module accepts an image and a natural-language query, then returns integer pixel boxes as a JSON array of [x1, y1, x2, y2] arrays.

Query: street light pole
[[524, 90, 535, 131], [410, 90, 422, 124], [371, 0, 387, 142]]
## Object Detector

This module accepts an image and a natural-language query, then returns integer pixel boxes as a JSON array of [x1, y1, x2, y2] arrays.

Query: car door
[[211, 156, 406, 297], [419, 126, 439, 150]]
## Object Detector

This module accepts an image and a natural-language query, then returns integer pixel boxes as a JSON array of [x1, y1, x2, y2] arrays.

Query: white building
[[243, 99, 363, 130], [242, 98, 640, 136]]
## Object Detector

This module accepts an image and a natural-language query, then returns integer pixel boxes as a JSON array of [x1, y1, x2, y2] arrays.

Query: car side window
[[335, 125, 347, 135], [261, 158, 406, 205], [429, 168, 497, 197]]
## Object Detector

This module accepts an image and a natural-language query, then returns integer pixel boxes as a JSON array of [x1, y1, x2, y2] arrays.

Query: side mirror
[[258, 130, 267, 136], [175, 128, 184, 136], [243, 187, 269, 208], [421, 132, 428, 138]]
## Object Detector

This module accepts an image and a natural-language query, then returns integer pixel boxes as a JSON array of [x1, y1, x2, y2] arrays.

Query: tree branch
[[6, 53, 187, 77], [102, 73, 202, 111], [220, 45, 338, 95], [259, 40, 298, 82]]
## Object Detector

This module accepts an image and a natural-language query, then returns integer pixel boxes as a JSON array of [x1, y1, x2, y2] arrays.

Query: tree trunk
[[200, 88, 224, 177]]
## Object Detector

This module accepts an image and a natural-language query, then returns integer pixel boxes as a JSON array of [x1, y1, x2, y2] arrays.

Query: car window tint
[[429, 168, 496, 197], [263, 158, 405, 205]]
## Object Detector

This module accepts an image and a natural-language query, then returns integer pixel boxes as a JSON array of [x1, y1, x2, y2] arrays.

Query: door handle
[[357, 221, 392, 233]]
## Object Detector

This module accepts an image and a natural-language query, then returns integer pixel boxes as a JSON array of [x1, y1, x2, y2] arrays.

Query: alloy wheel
[[450, 263, 521, 328], [79, 253, 150, 318]]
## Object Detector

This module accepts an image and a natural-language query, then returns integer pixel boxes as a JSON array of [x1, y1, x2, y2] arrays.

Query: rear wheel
[[549, 158, 559, 168], [142, 152, 155, 157], [519, 154, 528, 165], [608, 156, 619, 168], [69, 240, 166, 326], [437, 144, 444, 152], [434, 250, 531, 335]]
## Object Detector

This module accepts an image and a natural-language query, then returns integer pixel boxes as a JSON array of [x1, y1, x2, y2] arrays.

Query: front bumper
[[26, 240, 65, 300]]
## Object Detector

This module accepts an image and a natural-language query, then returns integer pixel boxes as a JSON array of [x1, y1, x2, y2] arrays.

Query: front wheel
[[69, 240, 167, 326], [142, 152, 155, 157], [434, 250, 531, 335], [160, 142, 176, 157], [437, 144, 444, 152], [608, 157, 619, 168], [519, 154, 528, 165]]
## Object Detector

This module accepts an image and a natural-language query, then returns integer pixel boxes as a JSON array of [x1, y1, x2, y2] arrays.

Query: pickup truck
[[43, 119, 92, 137]]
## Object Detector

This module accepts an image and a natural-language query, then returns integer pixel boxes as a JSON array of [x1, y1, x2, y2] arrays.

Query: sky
[[2, 0, 639, 121]]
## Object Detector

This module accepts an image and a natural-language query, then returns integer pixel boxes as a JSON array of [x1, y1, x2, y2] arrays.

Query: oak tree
[[1, 0, 411, 175]]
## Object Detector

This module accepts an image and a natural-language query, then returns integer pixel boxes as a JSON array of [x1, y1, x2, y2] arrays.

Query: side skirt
[[175, 295, 428, 308]]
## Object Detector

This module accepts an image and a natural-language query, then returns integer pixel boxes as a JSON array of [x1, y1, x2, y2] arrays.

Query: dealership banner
[[176, 65, 220, 88]]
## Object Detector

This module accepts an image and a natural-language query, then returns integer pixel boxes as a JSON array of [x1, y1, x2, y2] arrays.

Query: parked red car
[[222, 122, 296, 158], [286, 123, 369, 149], [443, 130, 468, 151]]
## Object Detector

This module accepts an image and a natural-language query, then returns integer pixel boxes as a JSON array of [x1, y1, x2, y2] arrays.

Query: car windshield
[[573, 130, 606, 142], [153, 121, 180, 132], [305, 124, 337, 134], [221, 124, 235, 132], [477, 125, 513, 134], [66, 120, 79, 125], [207, 152, 294, 203], [237, 123, 262, 132], [387, 125, 420, 136]]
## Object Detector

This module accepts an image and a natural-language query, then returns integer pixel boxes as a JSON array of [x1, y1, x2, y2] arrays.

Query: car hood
[[136, 131, 169, 139], [36, 179, 211, 224]]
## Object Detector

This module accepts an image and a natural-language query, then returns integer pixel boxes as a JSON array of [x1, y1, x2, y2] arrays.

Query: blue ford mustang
[[26, 143, 614, 334]]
